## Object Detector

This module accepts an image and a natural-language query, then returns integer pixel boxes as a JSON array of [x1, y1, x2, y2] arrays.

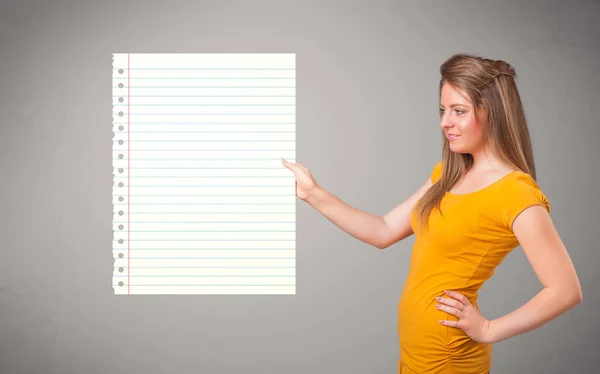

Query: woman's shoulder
[[502, 170, 546, 195], [430, 161, 443, 184], [495, 170, 551, 229]]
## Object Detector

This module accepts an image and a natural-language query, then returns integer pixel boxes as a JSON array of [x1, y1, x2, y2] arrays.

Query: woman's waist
[[399, 289, 480, 325], [398, 304, 489, 361], [398, 285, 480, 335], [400, 277, 480, 306], [398, 285, 484, 351]]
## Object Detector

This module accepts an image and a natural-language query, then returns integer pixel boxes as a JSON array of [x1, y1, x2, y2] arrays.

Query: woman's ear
[[476, 102, 489, 124]]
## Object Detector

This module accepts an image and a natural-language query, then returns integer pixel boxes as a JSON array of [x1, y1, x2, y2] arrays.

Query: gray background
[[1, 0, 598, 373]]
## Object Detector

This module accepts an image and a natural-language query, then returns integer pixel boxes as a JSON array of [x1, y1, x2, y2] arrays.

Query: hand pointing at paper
[[281, 158, 318, 202], [280, 157, 392, 250]]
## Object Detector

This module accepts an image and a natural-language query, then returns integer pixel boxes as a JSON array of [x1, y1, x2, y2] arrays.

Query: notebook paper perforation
[[112, 53, 296, 295]]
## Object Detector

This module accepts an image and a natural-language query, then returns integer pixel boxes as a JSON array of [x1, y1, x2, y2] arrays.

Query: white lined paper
[[112, 53, 296, 295]]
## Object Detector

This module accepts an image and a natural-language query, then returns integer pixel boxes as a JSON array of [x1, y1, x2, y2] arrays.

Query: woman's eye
[[455, 109, 464, 115]]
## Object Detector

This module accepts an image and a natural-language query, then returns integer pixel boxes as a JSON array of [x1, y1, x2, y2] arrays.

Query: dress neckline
[[445, 170, 522, 196]]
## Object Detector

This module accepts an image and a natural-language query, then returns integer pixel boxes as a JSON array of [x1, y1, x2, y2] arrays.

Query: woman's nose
[[440, 113, 451, 129]]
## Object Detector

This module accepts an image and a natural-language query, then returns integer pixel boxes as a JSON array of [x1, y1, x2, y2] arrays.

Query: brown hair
[[414, 53, 537, 231]]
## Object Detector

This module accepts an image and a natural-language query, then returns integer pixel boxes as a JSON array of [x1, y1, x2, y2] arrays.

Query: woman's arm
[[306, 185, 392, 249], [486, 205, 583, 344], [304, 174, 434, 249]]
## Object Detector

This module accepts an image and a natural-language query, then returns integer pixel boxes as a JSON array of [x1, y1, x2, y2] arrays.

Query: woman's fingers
[[436, 296, 465, 310], [282, 158, 310, 176], [436, 292, 470, 318], [296, 161, 309, 172], [439, 319, 461, 328], [281, 158, 318, 201], [436, 300, 464, 317], [437, 291, 491, 343], [444, 290, 471, 307], [281, 158, 299, 173]]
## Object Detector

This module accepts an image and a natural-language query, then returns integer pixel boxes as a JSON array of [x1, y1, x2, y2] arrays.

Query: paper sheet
[[112, 53, 296, 294]]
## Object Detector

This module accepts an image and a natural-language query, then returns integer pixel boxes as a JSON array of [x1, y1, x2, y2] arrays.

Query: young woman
[[281, 53, 583, 373]]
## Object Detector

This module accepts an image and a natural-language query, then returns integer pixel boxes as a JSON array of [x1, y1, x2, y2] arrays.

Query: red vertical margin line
[[128, 53, 131, 295]]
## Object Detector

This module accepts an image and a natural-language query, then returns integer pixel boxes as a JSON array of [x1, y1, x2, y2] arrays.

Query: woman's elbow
[[564, 281, 583, 307], [552, 280, 582, 308], [572, 284, 583, 305]]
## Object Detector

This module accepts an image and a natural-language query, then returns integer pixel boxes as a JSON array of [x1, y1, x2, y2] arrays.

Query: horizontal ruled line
[[114, 141, 294, 143], [113, 203, 295, 205], [115, 248, 295, 251], [115, 113, 294, 115], [113, 104, 296, 107], [116, 219, 292, 222], [117, 78, 294, 80], [118, 230, 295, 232], [115, 284, 294, 286], [113, 131, 295, 133], [113, 148, 295, 152], [112, 68, 295, 70], [113, 122, 295, 124], [114, 239, 295, 242], [113, 185, 293, 187], [112, 177, 294, 179], [113, 214, 294, 216], [112, 198, 294, 200], [117, 266, 294, 268], [113, 86, 296, 88], [113, 158, 293, 160], [111, 248, 294, 250], [114, 167, 288, 169], [113, 196, 294, 198], [112, 95, 296, 97], [116, 257, 295, 261], [114, 275, 294, 277]]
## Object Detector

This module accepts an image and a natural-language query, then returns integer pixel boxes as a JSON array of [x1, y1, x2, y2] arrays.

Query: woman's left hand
[[436, 290, 493, 344]]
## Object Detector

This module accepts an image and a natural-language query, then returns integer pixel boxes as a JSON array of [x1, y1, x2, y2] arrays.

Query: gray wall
[[1, 0, 598, 373]]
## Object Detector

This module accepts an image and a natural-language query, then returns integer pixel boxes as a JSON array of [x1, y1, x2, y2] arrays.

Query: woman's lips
[[447, 134, 461, 141]]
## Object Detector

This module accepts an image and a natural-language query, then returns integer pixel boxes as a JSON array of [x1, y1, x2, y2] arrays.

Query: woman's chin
[[449, 144, 468, 154]]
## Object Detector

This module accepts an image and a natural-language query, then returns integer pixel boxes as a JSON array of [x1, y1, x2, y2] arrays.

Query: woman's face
[[439, 83, 486, 154]]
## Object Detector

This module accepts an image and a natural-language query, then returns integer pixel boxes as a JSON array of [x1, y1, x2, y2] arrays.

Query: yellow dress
[[397, 161, 550, 373]]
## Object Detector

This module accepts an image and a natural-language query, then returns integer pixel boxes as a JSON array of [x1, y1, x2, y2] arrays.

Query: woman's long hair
[[414, 53, 537, 231]]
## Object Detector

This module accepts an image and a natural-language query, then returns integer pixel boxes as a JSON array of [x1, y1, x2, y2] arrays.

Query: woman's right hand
[[281, 158, 318, 201]]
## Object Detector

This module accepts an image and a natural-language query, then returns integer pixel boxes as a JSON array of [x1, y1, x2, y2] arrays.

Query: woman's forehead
[[440, 84, 472, 107]]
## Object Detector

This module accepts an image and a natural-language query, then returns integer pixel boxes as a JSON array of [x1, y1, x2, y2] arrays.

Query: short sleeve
[[430, 161, 443, 184], [499, 177, 551, 231]]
